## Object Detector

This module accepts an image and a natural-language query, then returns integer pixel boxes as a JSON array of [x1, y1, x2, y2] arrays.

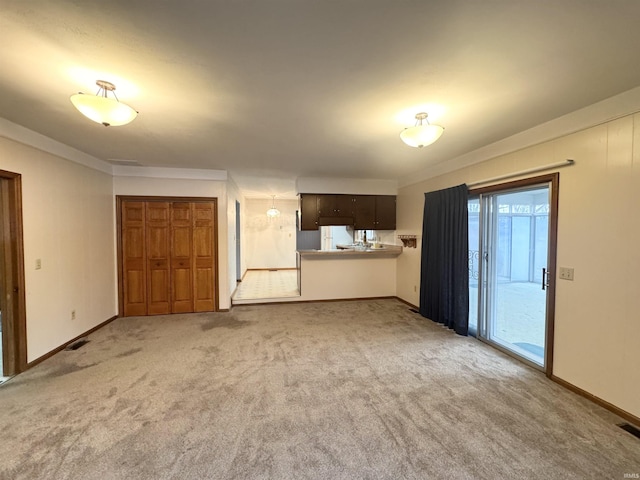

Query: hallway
[[232, 269, 299, 305]]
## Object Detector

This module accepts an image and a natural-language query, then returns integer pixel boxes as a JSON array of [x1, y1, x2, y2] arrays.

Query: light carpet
[[0, 299, 638, 479]]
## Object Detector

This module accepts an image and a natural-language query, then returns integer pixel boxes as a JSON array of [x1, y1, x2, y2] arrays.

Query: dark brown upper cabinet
[[353, 195, 376, 229], [317, 194, 354, 226], [300, 194, 319, 230], [317, 194, 353, 217], [299, 193, 396, 230], [375, 195, 397, 230], [354, 195, 397, 230]]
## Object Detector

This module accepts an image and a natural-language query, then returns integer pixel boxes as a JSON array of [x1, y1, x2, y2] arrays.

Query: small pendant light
[[266, 195, 280, 218]]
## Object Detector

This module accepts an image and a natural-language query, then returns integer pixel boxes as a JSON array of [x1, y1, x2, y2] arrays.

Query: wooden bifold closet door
[[120, 199, 217, 316]]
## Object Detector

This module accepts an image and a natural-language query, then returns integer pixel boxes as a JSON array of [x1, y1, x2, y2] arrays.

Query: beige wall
[[244, 198, 298, 270], [300, 256, 396, 301], [0, 137, 117, 362], [396, 113, 640, 419], [113, 175, 231, 310]]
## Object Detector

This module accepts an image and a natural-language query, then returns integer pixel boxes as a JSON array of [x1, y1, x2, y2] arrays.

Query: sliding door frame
[[470, 173, 559, 377]]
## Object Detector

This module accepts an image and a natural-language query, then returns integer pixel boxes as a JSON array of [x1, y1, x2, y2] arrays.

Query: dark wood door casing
[[117, 196, 219, 317], [0, 170, 27, 375]]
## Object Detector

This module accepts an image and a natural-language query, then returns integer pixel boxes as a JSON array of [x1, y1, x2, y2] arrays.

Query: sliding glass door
[[469, 175, 558, 372]]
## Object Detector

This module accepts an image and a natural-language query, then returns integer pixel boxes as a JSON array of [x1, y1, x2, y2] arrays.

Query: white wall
[[396, 113, 640, 419], [296, 177, 397, 195], [0, 137, 116, 362], [299, 256, 396, 301], [113, 175, 231, 310], [244, 198, 297, 269]]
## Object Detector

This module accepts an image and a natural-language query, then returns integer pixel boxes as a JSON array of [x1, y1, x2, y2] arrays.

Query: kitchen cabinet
[[375, 195, 396, 230], [300, 194, 319, 230], [299, 193, 396, 230], [354, 195, 396, 230], [353, 195, 375, 229], [317, 194, 354, 226], [318, 194, 353, 217]]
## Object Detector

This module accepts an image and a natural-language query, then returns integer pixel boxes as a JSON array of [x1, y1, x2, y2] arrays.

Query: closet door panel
[[193, 202, 216, 312], [122, 202, 147, 316], [146, 202, 171, 315], [171, 203, 194, 313]]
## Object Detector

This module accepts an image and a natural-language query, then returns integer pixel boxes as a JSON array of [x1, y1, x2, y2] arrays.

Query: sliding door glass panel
[[485, 186, 549, 366], [468, 197, 480, 336]]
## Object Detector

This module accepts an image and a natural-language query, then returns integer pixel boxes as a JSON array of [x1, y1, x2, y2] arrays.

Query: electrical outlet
[[414, 285, 417, 292], [559, 267, 574, 281], [71, 310, 76, 320], [35, 258, 42, 270]]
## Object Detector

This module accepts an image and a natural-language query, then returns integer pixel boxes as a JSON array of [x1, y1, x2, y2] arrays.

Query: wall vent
[[65, 338, 89, 351], [617, 423, 640, 440]]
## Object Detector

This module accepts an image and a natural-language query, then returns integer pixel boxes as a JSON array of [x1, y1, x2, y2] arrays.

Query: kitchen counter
[[297, 244, 402, 259]]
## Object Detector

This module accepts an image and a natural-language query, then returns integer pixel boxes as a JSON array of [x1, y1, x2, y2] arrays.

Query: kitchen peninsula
[[296, 244, 402, 301]]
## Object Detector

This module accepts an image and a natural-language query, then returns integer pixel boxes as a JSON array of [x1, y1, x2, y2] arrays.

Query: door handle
[[541, 268, 550, 290]]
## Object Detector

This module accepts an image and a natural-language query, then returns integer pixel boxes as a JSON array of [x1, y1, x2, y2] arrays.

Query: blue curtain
[[419, 184, 469, 335]]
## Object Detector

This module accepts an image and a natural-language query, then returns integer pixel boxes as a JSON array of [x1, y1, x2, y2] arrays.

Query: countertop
[[298, 244, 402, 258]]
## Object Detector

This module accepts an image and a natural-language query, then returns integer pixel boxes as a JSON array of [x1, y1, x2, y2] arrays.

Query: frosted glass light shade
[[266, 207, 281, 217], [70, 93, 138, 127], [400, 123, 444, 148]]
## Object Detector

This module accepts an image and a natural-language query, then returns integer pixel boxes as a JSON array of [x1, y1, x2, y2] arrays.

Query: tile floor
[[232, 269, 300, 304]]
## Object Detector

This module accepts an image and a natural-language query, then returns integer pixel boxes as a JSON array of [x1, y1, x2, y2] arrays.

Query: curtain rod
[[467, 159, 575, 188]]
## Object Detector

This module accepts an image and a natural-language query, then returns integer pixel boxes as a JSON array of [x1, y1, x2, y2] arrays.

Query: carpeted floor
[[0, 299, 638, 479]]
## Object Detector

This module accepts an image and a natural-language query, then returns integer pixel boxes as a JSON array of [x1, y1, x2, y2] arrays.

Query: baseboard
[[246, 268, 297, 271], [27, 315, 119, 369], [551, 374, 640, 428], [231, 296, 398, 308], [394, 296, 419, 310]]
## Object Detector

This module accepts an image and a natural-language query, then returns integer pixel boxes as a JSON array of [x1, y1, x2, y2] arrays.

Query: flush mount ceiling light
[[70, 80, 138, 127], [266, 195, 281, 218], [400, 112, 444, 148]]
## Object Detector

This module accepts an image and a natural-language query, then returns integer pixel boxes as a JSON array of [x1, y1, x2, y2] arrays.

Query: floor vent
[[65, 338, 89, 351], [618, 423, 640, 440]]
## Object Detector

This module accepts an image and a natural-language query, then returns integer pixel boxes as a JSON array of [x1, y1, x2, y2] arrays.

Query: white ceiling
[[2, 1, 640, 197]]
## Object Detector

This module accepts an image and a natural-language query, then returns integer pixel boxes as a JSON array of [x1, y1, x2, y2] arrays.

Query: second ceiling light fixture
[[400, 112, 444, 148]]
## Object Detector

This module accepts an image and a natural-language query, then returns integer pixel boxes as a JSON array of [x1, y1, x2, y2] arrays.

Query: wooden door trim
[[0, 169, 27, 374], [469, 172, 559, 378], [116, 195, 219, 316]]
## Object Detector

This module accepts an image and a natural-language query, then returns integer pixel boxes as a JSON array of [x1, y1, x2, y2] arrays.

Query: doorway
[[235, 200, 241, 282], [469, 174, 558, 374], [0, 170, 27, 379]]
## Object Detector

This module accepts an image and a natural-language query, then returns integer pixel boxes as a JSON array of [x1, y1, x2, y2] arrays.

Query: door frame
[[235, 200, 241, 282], [0, 170, 27, 375], [116, 195, 220, 317], [470, 173, 559, 377]]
